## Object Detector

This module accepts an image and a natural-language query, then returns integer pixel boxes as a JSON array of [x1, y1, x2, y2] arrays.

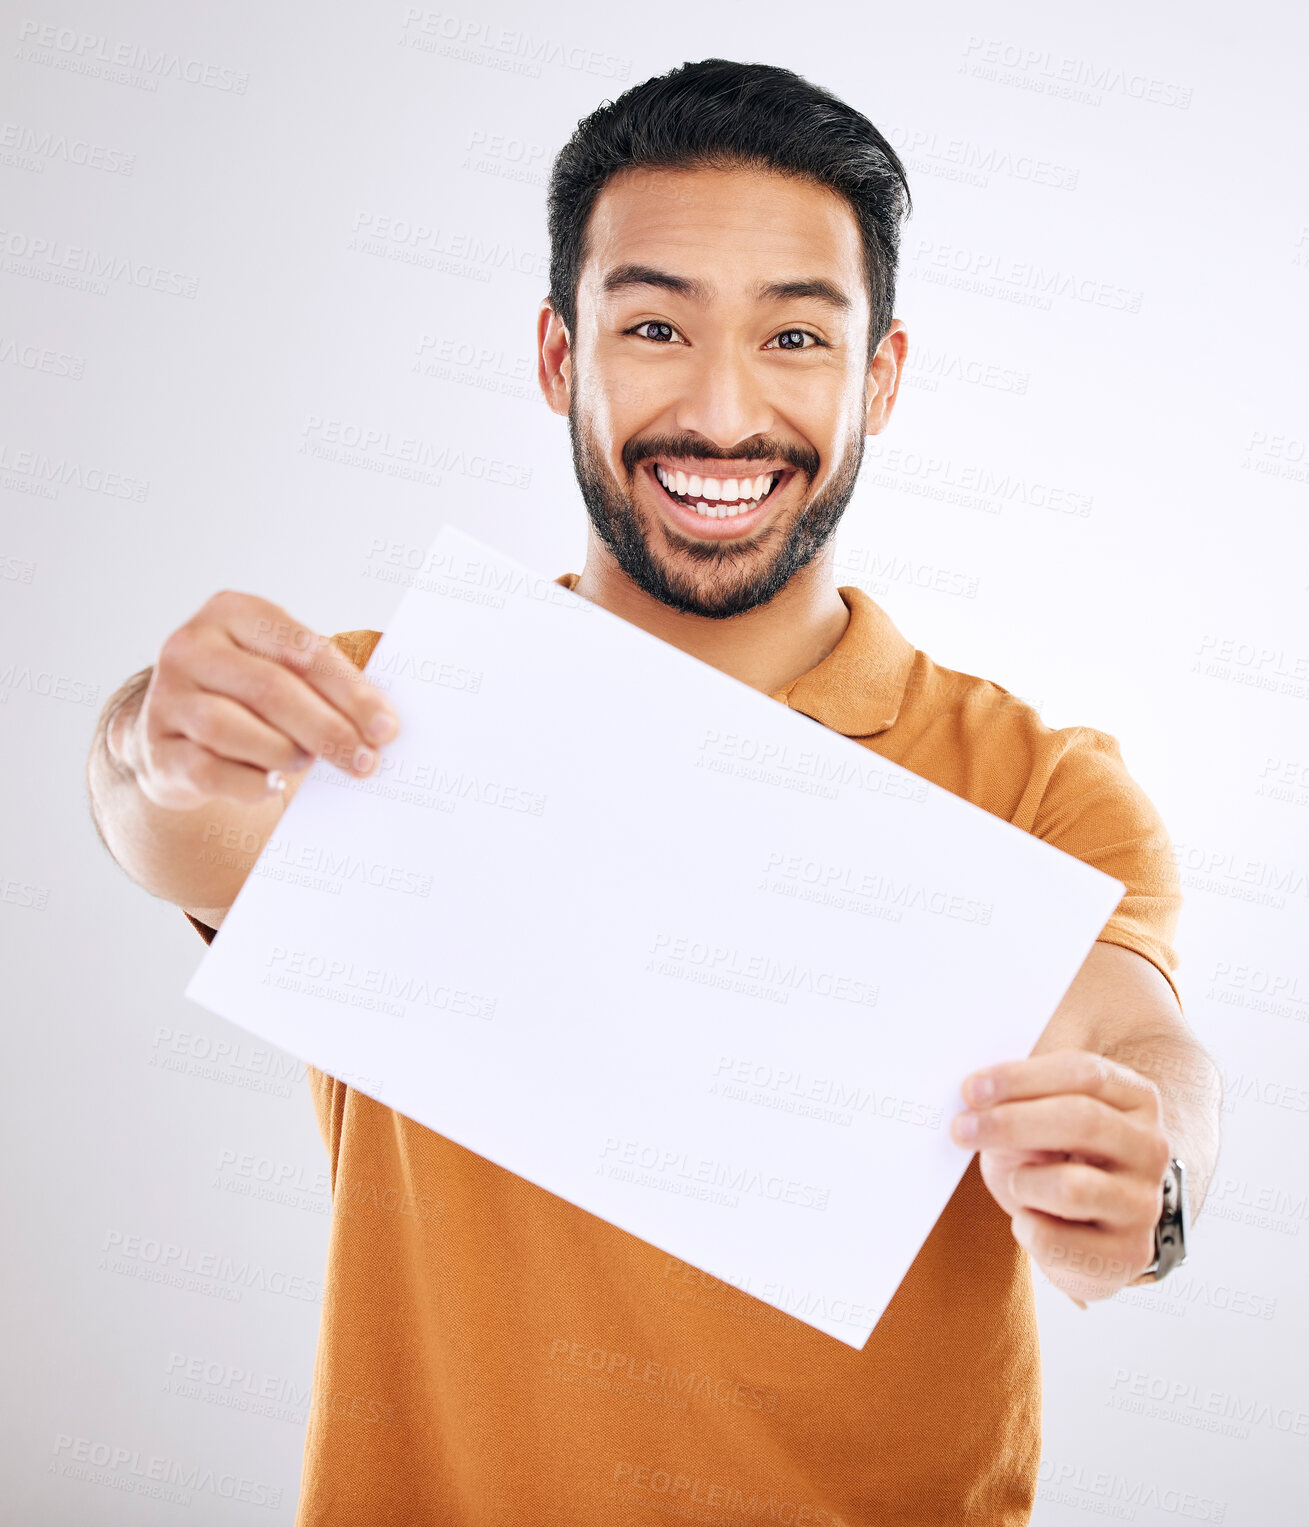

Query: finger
[[956, 1093, 1158, 1170], [165, 633, 380, 777], [963, 1048, 1161, 1117], [169, 689, 317, 775], [1009, 1159, 1160, 1230], [205, 593, 399, 746], [1012, 1208, 1155, 1299], [142, 736, 295, 808]]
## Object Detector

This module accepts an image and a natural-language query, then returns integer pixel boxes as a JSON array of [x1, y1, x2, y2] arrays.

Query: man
[[88, 59, 1221, 1526]]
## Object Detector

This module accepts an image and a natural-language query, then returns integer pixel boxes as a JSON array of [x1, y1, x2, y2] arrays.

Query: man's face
[[548, 164, 880, 619]]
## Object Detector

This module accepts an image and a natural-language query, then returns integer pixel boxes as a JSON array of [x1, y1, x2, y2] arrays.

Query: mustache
[[620, 433, 820, 480]]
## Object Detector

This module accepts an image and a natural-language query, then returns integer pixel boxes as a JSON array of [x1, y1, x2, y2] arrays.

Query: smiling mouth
[[650, 462, 786, 520]]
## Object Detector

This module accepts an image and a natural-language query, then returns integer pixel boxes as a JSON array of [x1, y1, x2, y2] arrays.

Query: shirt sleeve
[[1029, 725, 1184, 1008]]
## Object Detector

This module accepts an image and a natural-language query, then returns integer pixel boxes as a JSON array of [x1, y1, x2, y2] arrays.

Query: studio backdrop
[[3, 2, 1306, 1522]]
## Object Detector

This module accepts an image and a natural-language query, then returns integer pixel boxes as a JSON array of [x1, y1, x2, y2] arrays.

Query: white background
[[2, 2, 1306, 1522]]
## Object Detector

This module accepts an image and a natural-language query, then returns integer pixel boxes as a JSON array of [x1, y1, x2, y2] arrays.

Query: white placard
[[187, 524, 1124, 1347]]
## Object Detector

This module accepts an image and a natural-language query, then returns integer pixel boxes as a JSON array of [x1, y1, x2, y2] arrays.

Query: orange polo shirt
[[186, 579, 1182, 1526]]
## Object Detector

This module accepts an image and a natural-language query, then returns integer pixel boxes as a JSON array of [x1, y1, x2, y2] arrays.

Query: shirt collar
[[555, 575, 918, 740], [768, 585, 918, 737]]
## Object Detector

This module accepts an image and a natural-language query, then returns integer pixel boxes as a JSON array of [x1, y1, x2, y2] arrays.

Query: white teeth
[[657, 465, 781, 519]]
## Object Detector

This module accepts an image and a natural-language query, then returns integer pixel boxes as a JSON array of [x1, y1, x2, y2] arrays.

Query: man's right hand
[[113, 591, 400, 810]]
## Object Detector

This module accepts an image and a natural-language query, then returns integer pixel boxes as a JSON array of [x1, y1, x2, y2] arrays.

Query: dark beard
[[566, 397, 866, 620]]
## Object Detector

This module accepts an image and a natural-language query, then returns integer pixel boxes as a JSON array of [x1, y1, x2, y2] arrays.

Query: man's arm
[[1034, 941, 1221, 1219], [86, 593, 397, 927], [951, 941, 1222, 1305]]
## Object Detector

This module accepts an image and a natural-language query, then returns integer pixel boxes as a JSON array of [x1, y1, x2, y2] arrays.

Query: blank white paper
[[186, 523, 1125, 1348]]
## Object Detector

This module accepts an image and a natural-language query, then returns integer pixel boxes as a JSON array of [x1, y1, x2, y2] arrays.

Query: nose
[[672, 343, 775, 451]]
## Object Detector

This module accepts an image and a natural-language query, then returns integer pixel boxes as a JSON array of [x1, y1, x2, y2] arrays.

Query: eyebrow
[[601, 264, 709, 301], [757, 278, 852, 312], [601, 264, 852, 313]]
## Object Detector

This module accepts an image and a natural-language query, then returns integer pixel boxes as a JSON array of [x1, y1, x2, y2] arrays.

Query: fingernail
[[965, 1074, 995, 1105], [353, 746, 375, 774], [953, 1111, 978, 1142], [291, 748, 314, 770], [266, 769, 287, 794], [365, 711, 397, 743]]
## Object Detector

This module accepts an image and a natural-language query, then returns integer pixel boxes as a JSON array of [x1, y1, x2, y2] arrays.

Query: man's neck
[[571, 538, 850, 696]]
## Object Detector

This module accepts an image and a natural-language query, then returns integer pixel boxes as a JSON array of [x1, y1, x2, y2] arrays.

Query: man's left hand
[[950, 1048, 1172, 1305]]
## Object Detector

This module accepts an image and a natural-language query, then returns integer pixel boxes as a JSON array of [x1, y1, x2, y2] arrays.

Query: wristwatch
[[1132, 1158, 1189, 1284]]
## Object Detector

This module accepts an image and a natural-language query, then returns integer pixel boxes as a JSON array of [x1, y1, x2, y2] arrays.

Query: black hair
[[547, 58, 912, 359]]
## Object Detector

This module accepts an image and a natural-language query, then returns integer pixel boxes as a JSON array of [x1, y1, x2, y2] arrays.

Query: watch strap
[[1133, 1158, 1189, 1284]]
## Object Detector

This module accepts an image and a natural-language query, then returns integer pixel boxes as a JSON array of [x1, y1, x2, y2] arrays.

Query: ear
[[864, 319, 908, 436], [538, 299, 573, 417]]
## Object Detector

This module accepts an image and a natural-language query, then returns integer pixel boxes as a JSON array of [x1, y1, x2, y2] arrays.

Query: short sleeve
[[1030, 726, 1184, 1008]]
